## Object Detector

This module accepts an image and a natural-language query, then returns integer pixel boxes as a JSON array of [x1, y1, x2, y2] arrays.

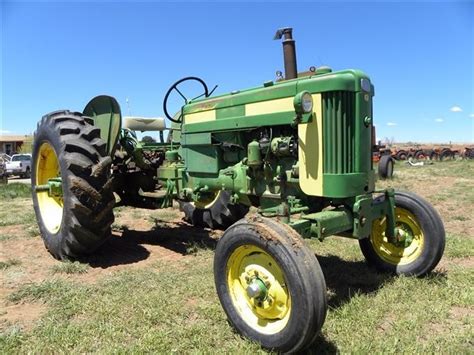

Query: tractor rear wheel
[[395, 150, 407, 160], [32, 111, 115, 260], [214, 217, 327, 352], [179, 190, 248, 229], [359, 191, 445, 276]]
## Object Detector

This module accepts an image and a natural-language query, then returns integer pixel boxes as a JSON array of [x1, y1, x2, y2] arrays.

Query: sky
[[1, 0, 473, 143]]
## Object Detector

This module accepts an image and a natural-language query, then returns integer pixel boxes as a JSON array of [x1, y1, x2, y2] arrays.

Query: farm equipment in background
[[30, 28, 445, 352], [391, 147, 463, 162], [372, 128, 395, 179]]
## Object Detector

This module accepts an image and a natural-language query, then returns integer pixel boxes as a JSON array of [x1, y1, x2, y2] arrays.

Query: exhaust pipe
[[274, 27, 298, 80]]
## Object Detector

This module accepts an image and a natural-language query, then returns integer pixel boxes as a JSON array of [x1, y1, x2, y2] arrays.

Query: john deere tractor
[[31, 28, 445, 352]]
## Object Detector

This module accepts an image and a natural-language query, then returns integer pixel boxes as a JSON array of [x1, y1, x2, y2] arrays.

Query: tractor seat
[[123, 116, 166, 132]]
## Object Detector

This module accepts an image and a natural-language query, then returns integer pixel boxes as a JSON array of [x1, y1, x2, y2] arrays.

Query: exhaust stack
[[274, 27, 298, 80]]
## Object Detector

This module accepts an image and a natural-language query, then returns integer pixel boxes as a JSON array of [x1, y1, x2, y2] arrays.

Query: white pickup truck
[[5, 154, 32, 178]]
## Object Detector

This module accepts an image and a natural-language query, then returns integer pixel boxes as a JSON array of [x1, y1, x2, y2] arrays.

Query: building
[[0, 135, 27, 155]]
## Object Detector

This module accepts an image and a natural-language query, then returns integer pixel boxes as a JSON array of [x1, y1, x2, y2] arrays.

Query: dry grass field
[[1, 160, 473, 353]]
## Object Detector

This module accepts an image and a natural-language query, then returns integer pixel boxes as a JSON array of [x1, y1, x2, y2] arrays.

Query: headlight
[[361, 78, 371, 93], [294, 91, 313, 115]]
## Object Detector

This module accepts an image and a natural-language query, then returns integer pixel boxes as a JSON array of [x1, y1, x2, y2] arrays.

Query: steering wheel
[[163, 76, 210, 123]]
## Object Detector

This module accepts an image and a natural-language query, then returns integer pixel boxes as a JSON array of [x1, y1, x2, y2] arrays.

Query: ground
[[1, 160, 473, 353]]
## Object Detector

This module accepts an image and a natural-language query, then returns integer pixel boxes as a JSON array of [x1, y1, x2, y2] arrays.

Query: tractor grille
[[322, 91, 356, 174]]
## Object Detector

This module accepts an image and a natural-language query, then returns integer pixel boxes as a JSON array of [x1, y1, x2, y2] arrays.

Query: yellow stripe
[[245, 97, 294, 116], [185, 110, 216, 124], [298, 94, 323, 196]]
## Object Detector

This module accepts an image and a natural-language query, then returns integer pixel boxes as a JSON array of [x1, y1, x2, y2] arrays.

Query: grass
[[0, 183, 31, 199], [51, 261, 90, 275], [1, 160, 473, 353], [0, 259, 21, 270]]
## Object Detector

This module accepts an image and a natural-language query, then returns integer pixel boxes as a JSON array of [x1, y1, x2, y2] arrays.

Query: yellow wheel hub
[[36, 142, 63, 234], [194, 190, 221, 209], [227, 245, 291, 335], [371, 207, 424, 265]]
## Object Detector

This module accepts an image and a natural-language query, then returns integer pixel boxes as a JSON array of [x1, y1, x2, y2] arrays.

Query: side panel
[[298, 94, 323, 196], [185, 110, 216, 124]]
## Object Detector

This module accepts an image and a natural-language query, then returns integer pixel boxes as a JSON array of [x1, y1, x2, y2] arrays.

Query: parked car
[[5, 153, 32, 178]]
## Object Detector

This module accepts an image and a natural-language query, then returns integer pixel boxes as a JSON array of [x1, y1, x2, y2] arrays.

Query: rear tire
[[179, 190, 248, 229], [395, 150, 407, 161], [214, 217, 327, 352], [32, 111, 115, 260], [359, 191, 445, 276], [378, 155, 394, 179]]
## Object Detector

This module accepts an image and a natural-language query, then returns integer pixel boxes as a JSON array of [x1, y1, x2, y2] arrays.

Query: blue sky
[[1, 1, 473, 143]]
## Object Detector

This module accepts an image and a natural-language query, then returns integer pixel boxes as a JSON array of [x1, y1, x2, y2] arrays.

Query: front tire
[[32, 111, 115, 260], [214, 217, 327, 352], [359, 191, 445, 276]]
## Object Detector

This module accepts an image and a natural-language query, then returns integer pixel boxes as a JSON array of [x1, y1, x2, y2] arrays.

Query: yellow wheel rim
[[371, 207, 424, 265], [36, 142, 63, 234], [226, 245, 291, 335], [194, 190, 221, 209]]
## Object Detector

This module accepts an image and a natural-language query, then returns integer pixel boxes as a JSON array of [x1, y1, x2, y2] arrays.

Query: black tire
[[414, 150, 426, 160], [378, 155, 394, 179], [395, 150, 407, 161], [179, 190, 248, 229], [32, 110, 115, 260], [214, 217, 327, 352], [429, 151, 439, 161], [359, 191, 445, 276], [440, 149, 453, 161], [24, 167, 31, 179]]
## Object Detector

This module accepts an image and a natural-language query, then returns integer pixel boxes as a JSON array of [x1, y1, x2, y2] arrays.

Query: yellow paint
[[226, 245, 291, 335], [245, 97, 294, 116], [36, 142, 63, 234], [370, 207, 424, 265], [184, 110, 216, 124], [298, 93, 324, 196], [194, 190, 221, 209]]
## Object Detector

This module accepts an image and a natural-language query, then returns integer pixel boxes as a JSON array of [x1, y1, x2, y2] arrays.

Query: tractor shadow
[[316, 254, 392, 309], [84, 220, 217, 268]]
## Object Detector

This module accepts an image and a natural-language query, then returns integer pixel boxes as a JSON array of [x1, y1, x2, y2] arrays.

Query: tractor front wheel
[[214, 217, 327, 352], [359, 191, 445, 276], [32, 111, 115, 260]]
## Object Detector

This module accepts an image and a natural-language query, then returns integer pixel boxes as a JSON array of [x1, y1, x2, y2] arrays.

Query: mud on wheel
[[179, 190, 248, 229], [32, 111, 115, 260], [214, 217, 327, 352], [359, 191, 445, 276]]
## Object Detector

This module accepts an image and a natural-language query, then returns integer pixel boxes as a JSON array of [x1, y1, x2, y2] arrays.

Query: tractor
[[31, 28, 445, 352]]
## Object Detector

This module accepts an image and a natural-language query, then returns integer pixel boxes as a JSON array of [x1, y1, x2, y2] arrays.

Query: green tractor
[[31, 28, 445, 352]]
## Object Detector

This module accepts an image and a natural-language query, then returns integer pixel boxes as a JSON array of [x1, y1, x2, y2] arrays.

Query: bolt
[[361, 217, 367, 226], [247, 283, 262, 298]]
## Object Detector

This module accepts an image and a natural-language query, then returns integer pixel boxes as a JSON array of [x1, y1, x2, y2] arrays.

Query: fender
[[83, 95, 122, 157]]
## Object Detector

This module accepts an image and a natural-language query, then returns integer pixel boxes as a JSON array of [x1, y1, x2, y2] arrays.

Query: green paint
[[83, 95, 122, 157], [35, 177, 63, 198]]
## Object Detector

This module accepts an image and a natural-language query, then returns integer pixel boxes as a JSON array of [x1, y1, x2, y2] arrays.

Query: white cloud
[[434, 118, 444, 123], [450, 106, 462, 112], [387, 122, 397, 126], [0, 130, 11, 134], [470, 113, 474, 118]]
